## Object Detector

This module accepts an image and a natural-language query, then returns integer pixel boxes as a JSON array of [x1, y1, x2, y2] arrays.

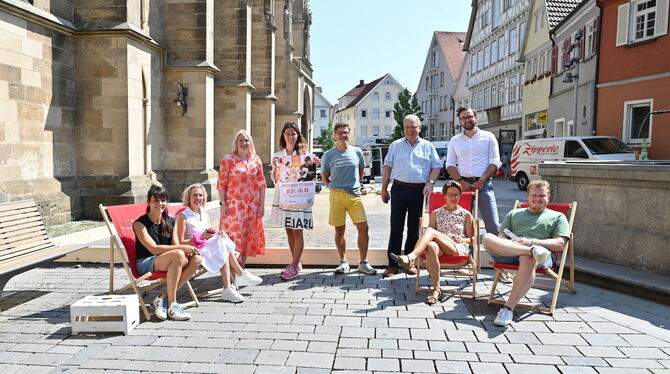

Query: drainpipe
[[593, 0, 603, 135]]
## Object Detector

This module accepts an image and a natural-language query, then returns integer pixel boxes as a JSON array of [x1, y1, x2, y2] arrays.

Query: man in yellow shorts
[[320, 123, 377, 275]]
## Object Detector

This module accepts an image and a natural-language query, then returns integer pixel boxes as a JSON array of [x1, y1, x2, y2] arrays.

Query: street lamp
[[562, 30, 583, 136]]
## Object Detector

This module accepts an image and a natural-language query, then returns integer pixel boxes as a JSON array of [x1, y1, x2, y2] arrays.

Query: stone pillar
[[159, 0, 219, 200], [213, 0, 254, 164], [249, 2, 277, 163]]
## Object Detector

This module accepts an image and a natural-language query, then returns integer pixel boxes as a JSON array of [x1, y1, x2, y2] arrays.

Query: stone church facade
[[0, 0, 314, 223]]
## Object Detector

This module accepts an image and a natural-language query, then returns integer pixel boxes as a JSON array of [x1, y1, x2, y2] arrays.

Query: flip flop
[[390, 253, 411, 270], [425, 290, 441, 305]]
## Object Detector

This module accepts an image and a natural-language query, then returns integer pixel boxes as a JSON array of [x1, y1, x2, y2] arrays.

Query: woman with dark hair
[[270, 122, 319, 280], [133, 185, 202, 321], [390, 181, 474, 305]]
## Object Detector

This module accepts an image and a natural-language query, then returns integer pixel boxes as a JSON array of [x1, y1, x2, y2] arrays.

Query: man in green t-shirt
[[483, 180, 570, 327]]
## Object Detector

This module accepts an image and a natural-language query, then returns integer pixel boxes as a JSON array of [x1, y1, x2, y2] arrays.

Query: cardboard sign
[[278, 181, 316, 208]]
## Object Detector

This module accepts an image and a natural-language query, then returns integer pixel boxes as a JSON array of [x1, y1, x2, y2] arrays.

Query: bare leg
[[285, 227, 295, 258], [228, 252, 243, 276], [335, 225, 346, 260], [153, 250, 188, 304], [290, 229, 304, 267], [505, 255, 537, 309], [424, 242, 442, 291], [220, 261, 231, 288], [407, 228, 458, 261], [237, 254, 248, 268], [355, 222, 369, 261], [175, 255, 201, 292], [483, 233, 533, 257]]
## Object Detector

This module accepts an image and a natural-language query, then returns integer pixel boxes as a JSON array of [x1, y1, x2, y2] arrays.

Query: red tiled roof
[[435, 31, 468, 82], [337, 75, 387, 112]]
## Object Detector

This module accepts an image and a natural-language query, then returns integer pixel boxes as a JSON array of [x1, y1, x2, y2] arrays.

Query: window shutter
[[579, 27, 586, 61], [657, 0, 669, 37], [551, 46, 558, 76], [616, 3, 630, 47], [592, 17, 599, 56]]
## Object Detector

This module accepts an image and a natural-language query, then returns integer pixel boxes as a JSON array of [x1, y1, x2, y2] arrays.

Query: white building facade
[[464, 0, 531, 154], [415, 32, 468, 142], [312, 87, 333, 148], [334, 74, 405, 146]]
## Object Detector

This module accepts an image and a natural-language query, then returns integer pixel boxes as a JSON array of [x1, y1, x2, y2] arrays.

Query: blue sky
[[310, 0, 472, 104]]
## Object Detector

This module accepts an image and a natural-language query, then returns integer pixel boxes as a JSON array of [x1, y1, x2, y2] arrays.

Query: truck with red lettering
[[510, 136, 635, 190]]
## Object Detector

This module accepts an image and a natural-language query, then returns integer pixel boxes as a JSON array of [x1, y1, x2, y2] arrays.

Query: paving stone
[[336, 348, 381, 358], [509, 322, 551, 333], [535, 333, 588, 346], [237, 338, 274, 349], [341, 327, 375, 338], [594, 368, 653, 374], [530, 344, 581, 356], [307, 341, 338, 354], [298, 333, 340, 342], [580, 333, 631, 347], [586, 322, 638, 334], [180, 362, 230, 373], [503, 332, 540, 344], [604, 358, 663, 368], [323, 316, 361, 327], [619, 347, 669, 359], [254, 365, 297, 374], [367, 358, 399, 371], [360, 317, 388, 328], [269, 340, 309, 351], [622, 335, 670, 348], [400, 359, 435, 373], [286, 352, 334, 369], [469, 361, 506, 374], [333, 356, 366, 370], [435, 360, 472, 374], [446, 330, 477, 342], [375, 327, 410, 340], [388, 318, 428, 329], [368, 339, 397, 349], [446, 352, 479, 361], [473, 331, 508, 343], [503, 363, 561, 373], [213, 348, 259, 364], [255, 350, 289, 365], [545, 322, 596, 334], [465, 342, 498, 353], [186, 348, 222, 363], [411, 328, 447, 341], [576, 346, 626, 358], [429, 341, 467, 352], [561, 356, 608, 366], [477, 353, 512, 362], [511, 354, 564, 365], [398, 339, 429, 351], [382, 349, 413, 359], [555, 366, 598, 374]]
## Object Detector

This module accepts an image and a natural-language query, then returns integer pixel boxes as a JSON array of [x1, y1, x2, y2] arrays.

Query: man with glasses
[[321, 123, 377, 275], [446, 106, 502, 234], [380, 115, 442, 277]]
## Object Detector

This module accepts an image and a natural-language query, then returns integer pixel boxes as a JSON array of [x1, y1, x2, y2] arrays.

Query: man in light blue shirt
[[380, 115, 442, 277]]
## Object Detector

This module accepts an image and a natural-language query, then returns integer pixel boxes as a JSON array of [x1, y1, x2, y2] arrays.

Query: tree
[[389, 88, 425, 143], [315, 122, 335, 151]]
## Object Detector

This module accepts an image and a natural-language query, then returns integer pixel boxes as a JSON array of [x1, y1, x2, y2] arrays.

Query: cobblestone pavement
[[1, 262, 669, 373], [2, 180, 669, 373]]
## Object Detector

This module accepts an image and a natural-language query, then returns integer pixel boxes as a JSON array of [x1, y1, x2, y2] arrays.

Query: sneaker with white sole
[[152, 296, 168, 321], [334, 259, 350, 274], [167, 302, 191, 321], [531, 245, 551, 268], [236, 270, 262, 287], [357, 260, 377, 275], [221, 286, 244, 303], [493, 307, 513, 326]]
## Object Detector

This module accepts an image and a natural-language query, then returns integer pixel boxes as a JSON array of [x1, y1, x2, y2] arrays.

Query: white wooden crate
[[70, 295, 140, 335]]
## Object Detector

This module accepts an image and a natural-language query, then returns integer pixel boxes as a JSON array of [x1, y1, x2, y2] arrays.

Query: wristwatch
[[428, 180, 435, 184]]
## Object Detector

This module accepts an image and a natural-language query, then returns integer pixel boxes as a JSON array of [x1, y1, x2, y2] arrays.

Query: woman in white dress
[[175, 184, 262, 303]]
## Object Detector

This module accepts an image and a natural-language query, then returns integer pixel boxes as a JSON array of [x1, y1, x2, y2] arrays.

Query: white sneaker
[[334, 259, 350, 274], [167, 302, 191, 321], [221, 286, 244, 303], [236, 270, 262, 287], [357, 260, 377, 275], [152, 296, 168, 321], [531, 245, 551, 268], [494, 307, 513, 326]]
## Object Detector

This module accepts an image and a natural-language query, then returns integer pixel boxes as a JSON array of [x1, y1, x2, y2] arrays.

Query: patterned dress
[[217, 152, 267, 257], [434, 205, 470, 256]]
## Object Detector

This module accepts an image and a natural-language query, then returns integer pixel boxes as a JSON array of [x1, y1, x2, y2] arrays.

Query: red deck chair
[[415, 190, 480, 297], [487, 201, 577, 315], [99, 203, 204, 320]]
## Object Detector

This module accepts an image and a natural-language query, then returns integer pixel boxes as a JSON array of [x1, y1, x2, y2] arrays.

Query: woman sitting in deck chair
[[391, 181, 475, 305], [134, 185, 202, 321], [175, 183, 262, 304]]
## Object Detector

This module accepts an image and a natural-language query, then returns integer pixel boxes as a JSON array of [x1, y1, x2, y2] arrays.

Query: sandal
[[389, 253, 411, 270], [425, 290, 441, 305]]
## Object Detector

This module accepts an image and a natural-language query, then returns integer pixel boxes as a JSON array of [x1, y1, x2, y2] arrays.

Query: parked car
[[511, 136, 635, 190]]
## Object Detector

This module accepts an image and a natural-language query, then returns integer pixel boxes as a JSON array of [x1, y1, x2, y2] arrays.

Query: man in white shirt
[[446, 107, 502, 234]]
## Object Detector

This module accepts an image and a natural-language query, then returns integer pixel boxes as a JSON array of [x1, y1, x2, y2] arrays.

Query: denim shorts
[[136, 256, 157, 275], [490, 247, 553, 269]]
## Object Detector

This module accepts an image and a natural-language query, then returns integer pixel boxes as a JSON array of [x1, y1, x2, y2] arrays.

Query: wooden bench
[[0, 200, 88, 293]]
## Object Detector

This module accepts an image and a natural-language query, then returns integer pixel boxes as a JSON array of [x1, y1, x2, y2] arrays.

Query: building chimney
[[316, 86, 323, 93], [359, 80, 365, 86]]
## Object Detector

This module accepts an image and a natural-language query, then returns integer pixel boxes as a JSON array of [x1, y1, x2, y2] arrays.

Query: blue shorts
[[136, 256, 157, 275], [490, 247, 553, 269]]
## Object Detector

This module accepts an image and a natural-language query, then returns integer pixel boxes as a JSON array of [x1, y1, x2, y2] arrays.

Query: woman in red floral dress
[[217, 130, 267, 267]]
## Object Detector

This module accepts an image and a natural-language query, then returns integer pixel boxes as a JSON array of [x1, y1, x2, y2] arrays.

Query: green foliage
[[389, 88, 425, 143], [316, 122, 335, 151]]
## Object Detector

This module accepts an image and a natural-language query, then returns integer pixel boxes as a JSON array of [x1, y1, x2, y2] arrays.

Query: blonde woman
[[217, 130, 267, 267], [176, 184, 262, 303]]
